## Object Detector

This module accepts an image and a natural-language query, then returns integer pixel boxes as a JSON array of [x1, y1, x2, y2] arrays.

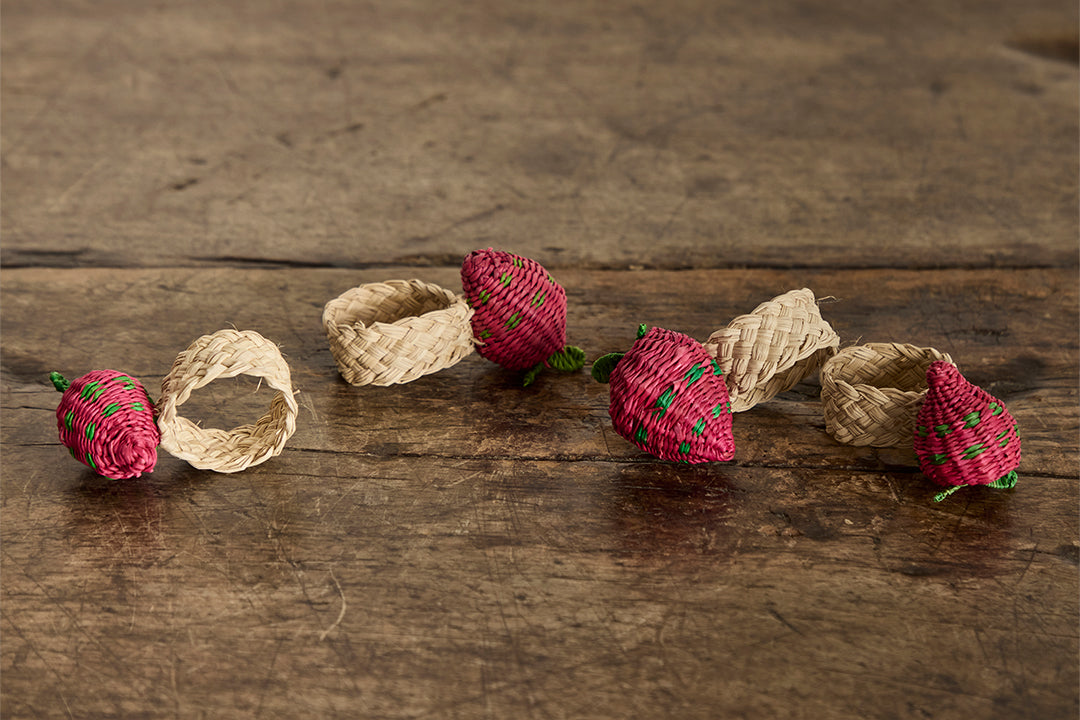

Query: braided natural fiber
[[606, 325, 735, 464], [914, 361, 1020, 500], [157, 329, 298, 472], [323, 279, 475, 386], [704, 288, 839, 412], [820, 342, 954, 447], [51, 369, 160, 479]]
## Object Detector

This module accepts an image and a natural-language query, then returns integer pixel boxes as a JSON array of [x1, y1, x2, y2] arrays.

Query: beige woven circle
[[323, 279, 475, 386], [157, 329, 298, 472], [703, 288, 840, 412], [820, 342, 954, 447]]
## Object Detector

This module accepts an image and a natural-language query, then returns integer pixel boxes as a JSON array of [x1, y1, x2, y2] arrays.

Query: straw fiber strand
[[914, 361, 1021, 490], [157, 329, 298, 472], [704, 288, 839, 412], [608, 327, 734, 464], [323, 279, 475, 386], [821, 342, 953, 447]]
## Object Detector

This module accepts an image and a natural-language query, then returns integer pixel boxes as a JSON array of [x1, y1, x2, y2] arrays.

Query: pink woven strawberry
[[51, 369, 160, 479], [460, 248, 584, 385], [914, 361, 1021, 501], [593, 325, 735, 463]]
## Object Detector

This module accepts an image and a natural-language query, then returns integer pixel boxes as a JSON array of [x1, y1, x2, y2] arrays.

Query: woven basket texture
[[460, 249, 567, 371], [821, 342, 954, 447], [157, 329, 298, 473], [704, 288, 839, 412], [609, 327, 734, 464], [55, 369, 159, 479], [323, 279, 475, 386], [914, 361, 1021, 488]]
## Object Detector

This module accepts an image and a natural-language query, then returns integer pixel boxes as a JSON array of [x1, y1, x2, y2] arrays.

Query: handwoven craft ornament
[[820, 342, 953, 447], [157, 329, 299, 473], [914, 361, 1020, 501], [704, 288, 839, 412], [323, 279, 475, 386], [461, 248, 585, 385], [51, 370, 160, 479], [51, 328, 298, 478], [594, 325, 735, 464]]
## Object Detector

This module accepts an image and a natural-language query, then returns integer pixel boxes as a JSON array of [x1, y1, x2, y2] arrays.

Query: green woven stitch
[[710, 359, 724, 376], [64, 410, 74, 431], [691, 418, 706, 436], [960, 442, 986, 460], [711, 403, 725, 418], [989, 401, 1003, 416], [479, 289, 491, 305], [931, 453, 948, 465], [996, 428, 1010, 447], [678, 441, 692, 455], [500, 271, 512, 287], [916, 425, 929, 437], [85, 452, 97, 470], [523, 346, 586, 387], [85, 423, 96, 441], [132, 401, 145, 412], [531, 290, 546, 307], [102, 403, 121, 417], [115, 375, 136, 391], [80, 380, 105, 403], [634, 425, 647, 444], [934, 424, 952, 438], [505, 312, 522, 330], [988, 471, 1018, 489], [962, 411, 981, 428], [683, 362, 706, 386], [653, 385, 677, 418]]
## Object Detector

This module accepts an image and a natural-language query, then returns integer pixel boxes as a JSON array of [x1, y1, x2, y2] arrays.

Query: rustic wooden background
[[2, 1, 1077, 718]]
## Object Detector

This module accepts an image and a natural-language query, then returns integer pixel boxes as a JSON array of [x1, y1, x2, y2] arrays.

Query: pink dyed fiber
[[55, 369, 160, 479], [460, 248, 568, 371]]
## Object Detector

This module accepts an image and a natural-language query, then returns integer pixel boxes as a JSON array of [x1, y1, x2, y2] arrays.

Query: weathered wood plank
[[2, 265, 1076, 716], [2, 0, 1076, 270], [1, 449, 1075, 719]]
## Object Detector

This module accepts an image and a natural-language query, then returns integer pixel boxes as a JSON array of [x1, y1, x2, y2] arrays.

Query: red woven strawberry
[[593, 325, 735, 463], [51, 369, 160, 479], [460, 248, 584, 385], [914, 361, 1021, 501]]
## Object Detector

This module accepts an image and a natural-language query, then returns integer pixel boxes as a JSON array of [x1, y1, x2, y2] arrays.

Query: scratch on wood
[[319, 571, 347, 641]]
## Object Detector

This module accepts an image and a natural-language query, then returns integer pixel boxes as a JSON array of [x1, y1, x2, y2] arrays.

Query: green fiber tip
[[591, 353, 624, 383]]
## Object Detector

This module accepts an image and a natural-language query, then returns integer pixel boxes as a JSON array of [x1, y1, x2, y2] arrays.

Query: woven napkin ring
[[592, 324, 735, 464], [820, 342, 954, 448], [703, 288, 839, 412], [820, 342, 1020, 501], [323, 248, 585, 387], [51, 329, 298, 479]]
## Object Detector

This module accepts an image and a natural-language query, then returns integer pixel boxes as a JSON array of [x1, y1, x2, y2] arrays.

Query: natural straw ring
[[323, 279, 475, 386], [156, 329, 298, 472], [703, 288, 839, 412], [820, 342, 954, 447]]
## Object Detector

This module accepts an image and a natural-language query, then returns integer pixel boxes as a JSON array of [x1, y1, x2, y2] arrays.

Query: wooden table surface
[[2, 1, 1077, 718]]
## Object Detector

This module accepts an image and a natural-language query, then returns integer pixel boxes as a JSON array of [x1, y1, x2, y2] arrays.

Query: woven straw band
[[821, 342, 954, 447], [607, 326, 735, 464], [323, 279, 475, 386], [51, 370, 160, 479], [157, 329, 298, 472], [915, 361, 1021, 501], [703, 288, 839, 412]]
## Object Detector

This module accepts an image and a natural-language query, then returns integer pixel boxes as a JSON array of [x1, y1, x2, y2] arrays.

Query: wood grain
[[2, 266, 1077, 718], [2, 0, 1077, 270], [2, 0, 1077, 717]]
